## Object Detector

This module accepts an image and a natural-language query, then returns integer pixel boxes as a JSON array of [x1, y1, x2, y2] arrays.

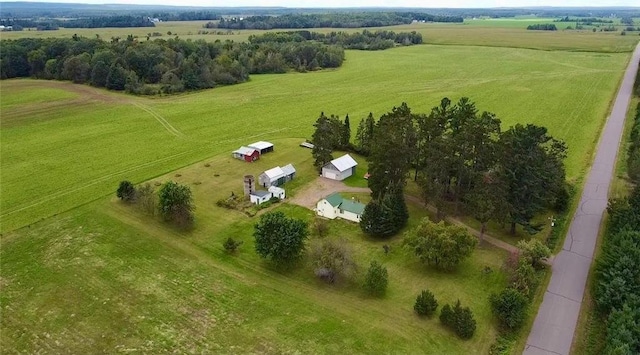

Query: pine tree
[[341, 114, 351, 150], [312, 112, 335, 173]]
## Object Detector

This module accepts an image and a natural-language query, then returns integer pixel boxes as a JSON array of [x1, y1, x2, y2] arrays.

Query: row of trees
[[629, 104, 640, 181], [248, 30, 423, 51], [527, 24, 558, 31], [0, 16, 154, 30], [593, 186, 640, 354], [117, 180, 195, 227], [0, 35, 344, 94], [218, 12, 462, 30]]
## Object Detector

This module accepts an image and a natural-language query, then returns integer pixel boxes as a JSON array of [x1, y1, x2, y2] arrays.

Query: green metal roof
[[339, 199, 366, 215], [324, 193, 343, 207]]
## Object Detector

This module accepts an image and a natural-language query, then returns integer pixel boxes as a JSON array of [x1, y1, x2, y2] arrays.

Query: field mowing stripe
[[131, 102, 185, 137]]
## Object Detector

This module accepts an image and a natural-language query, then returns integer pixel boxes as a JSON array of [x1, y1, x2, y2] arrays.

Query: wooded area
[[217, 12, 463, 30]]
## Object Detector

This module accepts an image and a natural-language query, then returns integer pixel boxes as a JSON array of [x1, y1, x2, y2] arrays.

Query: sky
[[3, 0, 638, 8]]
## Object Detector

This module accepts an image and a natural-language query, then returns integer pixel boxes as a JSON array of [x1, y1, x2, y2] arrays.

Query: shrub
[[490, 288, 529, 332], [310, 238, 356, 283], [117, 180, 136, 202], [414, 289, 438, 317], [363, 261, 388, 297], [313, 218, 329, 237], [440, 300, 476, 339], [223, 237, 243, 253], [517, 239, 550, 269], [511, 258, 539, 300], [136, 183, 156, 215]]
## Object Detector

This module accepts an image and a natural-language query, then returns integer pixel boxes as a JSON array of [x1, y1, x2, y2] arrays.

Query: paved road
[[524, 43, 640, 355]]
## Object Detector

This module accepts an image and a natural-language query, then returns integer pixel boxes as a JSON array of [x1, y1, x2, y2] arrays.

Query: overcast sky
[[4, 0, 638, 8]]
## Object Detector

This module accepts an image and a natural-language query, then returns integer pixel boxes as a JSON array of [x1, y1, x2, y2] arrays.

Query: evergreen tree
[[363, 260, 388, 297], [106, 63, 127, 91], [355, 113, 375, 155], [340, 114, 351, 150], [414, 289, 439, 317], [311, 112, 335, 173]]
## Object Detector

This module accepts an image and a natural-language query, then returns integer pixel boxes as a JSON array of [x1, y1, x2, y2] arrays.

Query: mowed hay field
[[0, 44, 631, 232]]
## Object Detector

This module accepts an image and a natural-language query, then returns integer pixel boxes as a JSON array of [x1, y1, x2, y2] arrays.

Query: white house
[[322, 154, 358, 181], [316, 193, 366, 223], [259, 164, 295, 187]]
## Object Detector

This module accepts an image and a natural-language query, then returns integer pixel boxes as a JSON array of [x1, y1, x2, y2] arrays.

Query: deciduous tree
[[404, 219, 477, 270], [254, 211, 309, 264], [158, 181, 195, 227]]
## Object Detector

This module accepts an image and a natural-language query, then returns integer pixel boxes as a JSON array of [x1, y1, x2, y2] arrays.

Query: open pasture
[[0, 44, 631, 232], [1, 137, 509, 353], [1, 20, 638, 52]]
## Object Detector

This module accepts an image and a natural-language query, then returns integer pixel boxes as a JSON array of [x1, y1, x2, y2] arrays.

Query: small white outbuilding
[[322, 154, 358, 181]]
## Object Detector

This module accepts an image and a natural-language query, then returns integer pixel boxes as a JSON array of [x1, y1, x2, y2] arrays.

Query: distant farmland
[[0, 44, 630, 232]]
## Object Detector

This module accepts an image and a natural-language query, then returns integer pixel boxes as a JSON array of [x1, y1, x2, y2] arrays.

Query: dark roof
[[251, 190, 271, 198]]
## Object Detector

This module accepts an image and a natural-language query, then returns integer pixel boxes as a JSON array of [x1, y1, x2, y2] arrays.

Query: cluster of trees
[[217, 12, 462, 30], [593, 186, 640, 354], [0, 35, 344, 94], [117, 180, 195, 228], [313, 98, 568, 239], [555, 17, 613, 24], [413, 288, 477, 339], [527, 24, 558, 31], [152, 11, 220, 21]]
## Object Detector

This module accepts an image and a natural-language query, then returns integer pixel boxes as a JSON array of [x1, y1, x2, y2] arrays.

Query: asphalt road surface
[[524, 43, 640, 355]]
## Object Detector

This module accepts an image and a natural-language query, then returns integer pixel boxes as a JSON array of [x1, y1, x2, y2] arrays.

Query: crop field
[[0, 44, 631, 232], [2, 20, 639, 52]]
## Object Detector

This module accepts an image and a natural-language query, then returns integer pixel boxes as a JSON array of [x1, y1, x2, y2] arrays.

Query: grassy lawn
[[1, 148, 509, 353], [1, 44, 630, 232]]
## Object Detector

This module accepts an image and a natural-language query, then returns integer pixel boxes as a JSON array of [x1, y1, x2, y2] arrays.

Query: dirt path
[[289, 177, 518, 254]]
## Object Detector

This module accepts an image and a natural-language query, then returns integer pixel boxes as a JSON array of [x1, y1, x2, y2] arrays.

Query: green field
[[0, 44, 630, 232], [1, 21, 638, 354], [2, 20, 638, 52], [1, 138, 509, 353]]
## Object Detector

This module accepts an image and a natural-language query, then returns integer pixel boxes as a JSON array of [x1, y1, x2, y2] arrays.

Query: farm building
[[322, 154, 358, 181], [259, 164, 296, 187], [268, 186, 286, 199], [250, 190, 272, 205], [249, 186, 286, 205], [232, 146, 260, 162], [248, 141, 274, 155], [316, 193, 366, 223]]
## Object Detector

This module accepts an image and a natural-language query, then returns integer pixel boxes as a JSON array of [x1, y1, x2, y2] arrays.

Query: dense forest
[[217, 12, 463, 30], [0, 28, 421, 94], [0, 36, 343, 94]]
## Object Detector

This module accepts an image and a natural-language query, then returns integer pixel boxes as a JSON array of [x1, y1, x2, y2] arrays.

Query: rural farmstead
[[322, 154, 358, 181]]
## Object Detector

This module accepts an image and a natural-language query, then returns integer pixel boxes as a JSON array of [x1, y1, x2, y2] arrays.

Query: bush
[[223, 237, 243, 253], [363, 261, 388, 297], [517, 239, 550, 269], [414, 289, 438, 317], [490, 288, 529, 332], [310, 239, 356, 283], [312, 218, 329, 237], [136, 183, 156, 215], [511, 258, 539, 300], [117, 180, 136, 202], [440, 300, 476, 339]]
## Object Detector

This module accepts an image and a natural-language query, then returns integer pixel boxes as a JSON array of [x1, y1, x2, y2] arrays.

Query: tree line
[[312, 98, 568, 239], [248, 29, 423, 51], [0, 16, 155, 30], [0, 35, 344, 94], [527, 24, 558, 31], [217, 12, 462, 30]]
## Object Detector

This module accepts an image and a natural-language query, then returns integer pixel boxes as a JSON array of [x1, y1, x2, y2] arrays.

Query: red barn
[[232, 146, 260, 162]]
